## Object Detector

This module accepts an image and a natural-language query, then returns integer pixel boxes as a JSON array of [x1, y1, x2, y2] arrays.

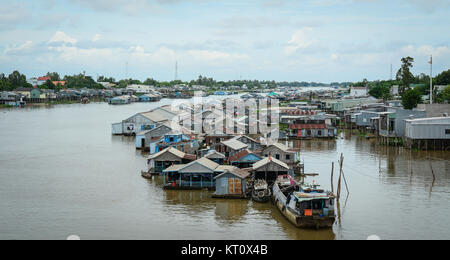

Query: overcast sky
[[0, 0, 449, 83]]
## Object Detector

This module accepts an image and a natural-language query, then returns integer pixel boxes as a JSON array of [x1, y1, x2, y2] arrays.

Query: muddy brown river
[[0, 99, 449, 240]]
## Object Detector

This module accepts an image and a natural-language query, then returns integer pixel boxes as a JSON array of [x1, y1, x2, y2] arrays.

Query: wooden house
[[204, 134, 233, 147], [135, 125, 172, 150], [147, 147, 196, 174], [262, 143, 299, 166], [112, 108, 176, 135], [204, 150, 226, 165], [216, 138, 248, 157], [252, 157, 289, 184], [228, 149, 262, 169], [213, 168, 251, 199], [162, 157, 238, 190], [233, 135, 262, 151]]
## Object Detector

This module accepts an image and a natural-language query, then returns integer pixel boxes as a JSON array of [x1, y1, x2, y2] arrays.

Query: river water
[[0, 98, 449, 240]]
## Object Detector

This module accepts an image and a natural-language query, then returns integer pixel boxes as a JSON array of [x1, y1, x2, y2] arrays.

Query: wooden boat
[[252, 179, 271, 203], [272, 175, 336, 229]]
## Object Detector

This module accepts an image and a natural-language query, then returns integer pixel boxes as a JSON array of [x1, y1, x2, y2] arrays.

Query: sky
[[0, 0, 449, 83]]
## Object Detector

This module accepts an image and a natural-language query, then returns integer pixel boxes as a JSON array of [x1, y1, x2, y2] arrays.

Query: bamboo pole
[[331, 162, 335, 194], [429, 160, 436, 183], [337, 153, 344, 201]]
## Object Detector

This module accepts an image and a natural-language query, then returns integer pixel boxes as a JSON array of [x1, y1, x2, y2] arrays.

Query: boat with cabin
[[251, 179, 271, 203], [272, 175, 336, 229]]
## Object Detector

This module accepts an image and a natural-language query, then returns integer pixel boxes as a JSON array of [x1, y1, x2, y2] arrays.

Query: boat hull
[[274, 198, 335, 229]]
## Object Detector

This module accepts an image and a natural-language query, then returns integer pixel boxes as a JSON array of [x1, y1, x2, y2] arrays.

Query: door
[[141, 139, 146, 148], [228, 178, 242, 195]]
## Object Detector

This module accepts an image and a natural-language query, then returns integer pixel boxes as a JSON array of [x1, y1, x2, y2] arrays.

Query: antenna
[[390, 64, 393, 81], [174, 61, 178, 81], [429, 55, 433, 104]]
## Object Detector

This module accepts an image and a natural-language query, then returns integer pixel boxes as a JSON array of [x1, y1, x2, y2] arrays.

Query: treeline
[[353, 57, 450, 108], [99, 74, 353, 89], [0, 71, 104, 91]]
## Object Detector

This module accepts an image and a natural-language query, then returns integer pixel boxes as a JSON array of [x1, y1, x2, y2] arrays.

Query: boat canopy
[[294, 192, 331, 202]]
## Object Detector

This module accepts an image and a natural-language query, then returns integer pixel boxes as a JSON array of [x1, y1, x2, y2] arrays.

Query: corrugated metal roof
[[253, 157, 289, 171], [205, 150, 226, 159], [182, 157, 220, 171], [289, 124, 327, 130], [221, 139, 248, 151], [163, 164, 186, 172], [148, 147, 189, 160], [214, 168, 251, 180]]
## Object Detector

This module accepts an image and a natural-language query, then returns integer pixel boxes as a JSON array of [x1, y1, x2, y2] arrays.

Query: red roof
[[228, 149, 250, 163], [37, 76, 51, 81], [287, 110, 318, 116], [183, 154, 197, 161], [289, 124, 327, 130]]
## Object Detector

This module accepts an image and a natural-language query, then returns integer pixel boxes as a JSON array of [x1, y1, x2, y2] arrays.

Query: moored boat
[[272, 175, 336, 229], [252, 179, 271, 203]]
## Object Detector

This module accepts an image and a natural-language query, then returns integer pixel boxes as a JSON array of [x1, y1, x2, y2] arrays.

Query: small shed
[[213, 168, 251, 198], [253, 157, 290, 184]]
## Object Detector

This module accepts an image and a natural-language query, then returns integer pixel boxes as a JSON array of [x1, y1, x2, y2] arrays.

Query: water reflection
[[214, 200, 250, 223]]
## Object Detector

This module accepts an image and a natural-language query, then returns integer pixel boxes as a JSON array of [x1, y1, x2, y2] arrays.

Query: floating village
[[106, 86, 450, 229]]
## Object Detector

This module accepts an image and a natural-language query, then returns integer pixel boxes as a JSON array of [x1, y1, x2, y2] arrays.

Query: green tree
[[434, 69, 450, 85], [369, 84, 391, 100], [435, 85, 450, 103], [8, 70, 30, 90], [46, 72, 61, 81], [396, 57, 415, 95], [63, 74, 103, 89], [143, 78, 157, 86], [97, 76, 115, 83], [40, 79, 56, 90], [402, 88, 423, 109], [0, 73, 12, 91]]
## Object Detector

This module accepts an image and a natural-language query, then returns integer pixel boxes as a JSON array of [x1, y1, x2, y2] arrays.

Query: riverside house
[[228, 149, 263, 169], [135, 125, 172, 150], [252, 157, 290, 184], [204, 150, 226, 165], [162, 157, 237, 190], [215, 138, 248, 157], [147, 147, 196, 174], [213, 168, 251, 199], [288, 119, 336, 139], [112, 108, 176, 135]]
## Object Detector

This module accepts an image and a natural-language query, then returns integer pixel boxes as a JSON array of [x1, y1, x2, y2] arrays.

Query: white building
[[391, 85, 400, 96], [350, 87, 369, 97], [126, 84, 155, 94]]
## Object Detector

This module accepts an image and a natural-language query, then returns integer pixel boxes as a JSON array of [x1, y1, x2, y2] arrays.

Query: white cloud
[[93, 34, 101, 42], [49, 31, 78, 44], [186, 50, 248, 64], [4, 41, 34, 55], [401, 45, 450, 58], [285, 27, 318, 55]]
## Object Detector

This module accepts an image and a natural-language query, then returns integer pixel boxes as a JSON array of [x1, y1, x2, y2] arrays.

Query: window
[[446, 129, 450, 135], [276, 154, 280, 160], [286, 155, 291, 160]]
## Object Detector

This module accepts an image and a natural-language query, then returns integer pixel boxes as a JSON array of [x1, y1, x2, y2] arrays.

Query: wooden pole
[[331, 162, 335, 194], [337, 153, 344, 201], [429, 160, 436, 183]]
